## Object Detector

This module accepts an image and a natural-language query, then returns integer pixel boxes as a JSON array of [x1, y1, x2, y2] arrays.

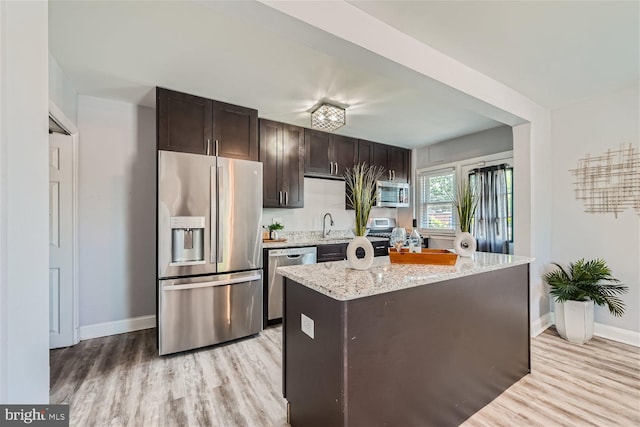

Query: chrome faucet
[[322, 213, 334, 238]]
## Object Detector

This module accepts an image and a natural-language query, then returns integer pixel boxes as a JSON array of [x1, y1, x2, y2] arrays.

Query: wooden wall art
[[570, 143, 639, 218]]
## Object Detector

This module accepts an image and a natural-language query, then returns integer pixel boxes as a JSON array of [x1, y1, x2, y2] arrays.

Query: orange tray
[[263, 238, 288, 243], [388, 248, 458, 265]]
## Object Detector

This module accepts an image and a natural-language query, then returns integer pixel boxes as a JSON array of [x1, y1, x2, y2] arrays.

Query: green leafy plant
[[543, 259, 628, 317], [452, 180, 479, 233], [268, 222, 284, 232], [344, 163, 384, 236]]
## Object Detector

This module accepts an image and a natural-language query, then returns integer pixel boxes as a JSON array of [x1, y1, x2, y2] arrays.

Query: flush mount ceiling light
[[311, 103, 346, 132]]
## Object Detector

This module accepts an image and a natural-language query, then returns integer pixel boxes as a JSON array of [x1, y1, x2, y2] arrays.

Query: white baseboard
[[593, 322, 640, 347], [79, 315, 156, 341], [531, 312, 553, 337], [540, 312, 640, 347]]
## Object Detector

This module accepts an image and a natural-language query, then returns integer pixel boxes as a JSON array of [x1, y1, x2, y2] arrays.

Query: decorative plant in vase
[[544, 258, 627, 344], [344, 163, 384, 269], [452, 180, 479, 256], [268, 222, 284, 240]]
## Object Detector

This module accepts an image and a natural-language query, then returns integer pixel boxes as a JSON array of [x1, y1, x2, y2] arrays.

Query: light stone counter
[[263, 230, 388, 249], [277, 251, 534, 301]]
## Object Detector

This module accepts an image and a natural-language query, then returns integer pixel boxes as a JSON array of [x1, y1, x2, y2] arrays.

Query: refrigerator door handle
[[210, 165, 217, 264], [217, 164, 223, 264], [162, 273, 262, 291]]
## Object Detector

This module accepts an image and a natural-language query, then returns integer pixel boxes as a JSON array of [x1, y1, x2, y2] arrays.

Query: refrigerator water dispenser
[[170, 216, 205, 266]]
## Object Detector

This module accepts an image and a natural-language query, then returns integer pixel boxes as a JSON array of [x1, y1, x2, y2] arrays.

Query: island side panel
[[344, 264, 530, 427], [284, 277, 346, 427]]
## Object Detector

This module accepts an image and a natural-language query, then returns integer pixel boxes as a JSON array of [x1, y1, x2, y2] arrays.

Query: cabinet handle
[[388, 170, 391, 181], [329, 162, 333, 175], [279, 191, 283, 205], [206, 138, 210, 155], [392, 170, 396, 180], [285, 191, 288, 205], [215, 139, 219, 157], [335, 162, 338, 175]]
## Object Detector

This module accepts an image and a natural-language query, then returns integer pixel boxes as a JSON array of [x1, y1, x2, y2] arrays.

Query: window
[[418, 168, 455, 232]]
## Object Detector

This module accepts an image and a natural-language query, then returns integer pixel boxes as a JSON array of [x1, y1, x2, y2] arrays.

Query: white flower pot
[[346, 236, 374, 270], [554, 300, 595, 344], [453, 232, 476, 257]]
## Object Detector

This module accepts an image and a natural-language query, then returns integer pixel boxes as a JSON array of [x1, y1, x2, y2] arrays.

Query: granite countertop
[[263, 230, 388, 249], [277, 252, 535, 301]]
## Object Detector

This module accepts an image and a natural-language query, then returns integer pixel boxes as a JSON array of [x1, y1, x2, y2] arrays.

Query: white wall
[[415, 125, 513, 169], [0, 1, 50, 403], [77, 95, 156, 326], [49, 53, 77, 126], [551, 85, 639, 333], [263, 178, 397, 231]]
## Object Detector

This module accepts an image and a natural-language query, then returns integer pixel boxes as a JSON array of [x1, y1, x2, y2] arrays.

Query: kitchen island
[[278, 252, 534, 427]]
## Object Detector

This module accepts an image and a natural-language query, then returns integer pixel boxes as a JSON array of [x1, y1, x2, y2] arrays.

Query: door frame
[[49, 101, 80, 346]]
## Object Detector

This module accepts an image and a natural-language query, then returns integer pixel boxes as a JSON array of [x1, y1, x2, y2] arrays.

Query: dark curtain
[[471, 165, 510, 254]]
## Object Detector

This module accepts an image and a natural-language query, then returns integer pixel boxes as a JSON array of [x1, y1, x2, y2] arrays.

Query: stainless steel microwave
[[376, 180, 410, 208]]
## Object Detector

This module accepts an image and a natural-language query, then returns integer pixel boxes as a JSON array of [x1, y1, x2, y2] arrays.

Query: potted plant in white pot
[[452, 180, 479, 257], [344, 163, 384, 270], [268, 222, 284, 240], [544, 258, 628, 344]]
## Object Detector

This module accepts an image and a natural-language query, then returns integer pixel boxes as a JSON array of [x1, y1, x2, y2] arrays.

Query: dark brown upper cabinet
[[157, 88, 212, 155], [260, 119, 304, 208], [304, 129, 356, 179], [357, 139, 375, 167], [389, 146, 410, 182], [373, 142, 410, 183], [157, 87, 258, 161], [332, 135, 358, 176], [214, 101, 258, 161]]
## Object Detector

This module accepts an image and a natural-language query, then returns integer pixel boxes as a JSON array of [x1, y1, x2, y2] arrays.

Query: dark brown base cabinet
[[283, 264, 530, 427], [157, 87, 258, 161], [260, 119, 304, 208], [316, 241, 388, 262], [316, 243, 347, 263]]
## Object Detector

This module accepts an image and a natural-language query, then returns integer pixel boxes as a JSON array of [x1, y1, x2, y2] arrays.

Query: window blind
[[417, 167, 455, 231]]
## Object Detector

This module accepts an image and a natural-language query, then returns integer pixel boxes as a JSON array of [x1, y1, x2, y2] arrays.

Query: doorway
[[48, 110, 79, 349]]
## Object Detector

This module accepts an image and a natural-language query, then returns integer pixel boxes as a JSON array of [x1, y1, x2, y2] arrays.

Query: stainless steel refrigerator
[[157, 150, 263, 355]]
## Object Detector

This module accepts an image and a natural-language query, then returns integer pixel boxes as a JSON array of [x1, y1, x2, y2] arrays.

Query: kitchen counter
[[263, 230, 388, 249], [281, 251, 533, 427], [278, 251, 533, 301]]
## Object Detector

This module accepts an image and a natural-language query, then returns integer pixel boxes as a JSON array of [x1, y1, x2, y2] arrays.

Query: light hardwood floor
[[51, 327, 640, 426]]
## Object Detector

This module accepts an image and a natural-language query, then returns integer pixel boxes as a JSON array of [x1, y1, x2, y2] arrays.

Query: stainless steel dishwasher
[[266, 247, 317, 323]]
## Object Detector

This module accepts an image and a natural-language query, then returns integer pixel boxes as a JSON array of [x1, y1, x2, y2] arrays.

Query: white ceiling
[[48, 1, 639, 148], [349, 0, 640, 110]]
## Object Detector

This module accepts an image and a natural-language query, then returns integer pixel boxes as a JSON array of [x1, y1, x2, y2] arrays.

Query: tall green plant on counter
[[453, 180, 479, 233], [345, 163, 384, 236]]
